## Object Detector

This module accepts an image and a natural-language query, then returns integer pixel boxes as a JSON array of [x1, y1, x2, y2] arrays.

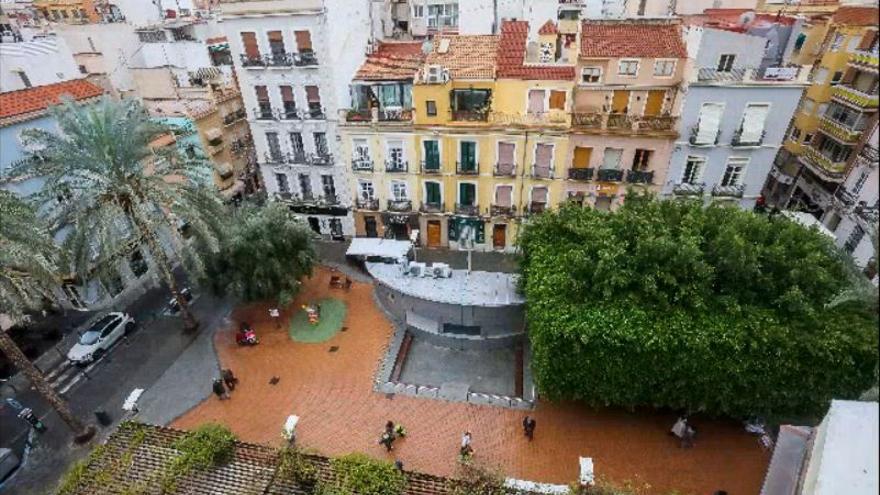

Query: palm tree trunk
[[135, 222, 199, 331], [0, 329, 95, 443]]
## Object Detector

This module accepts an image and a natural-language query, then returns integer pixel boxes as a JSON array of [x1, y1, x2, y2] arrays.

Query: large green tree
[[0, 191, 94, 441], [518, 197, 878, 419], [11, 97, 226, 330], [201, 203, 315, 305]]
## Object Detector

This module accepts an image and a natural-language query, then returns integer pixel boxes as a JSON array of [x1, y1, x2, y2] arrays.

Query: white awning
[[346, 238, 412, 260], [781, 211, 835, 239]]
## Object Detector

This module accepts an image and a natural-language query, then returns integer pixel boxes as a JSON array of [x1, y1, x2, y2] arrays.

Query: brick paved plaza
[[173, 267, 769, 494]]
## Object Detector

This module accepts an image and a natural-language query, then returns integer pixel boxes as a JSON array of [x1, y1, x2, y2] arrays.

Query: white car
[[67, 312, 135, 365]]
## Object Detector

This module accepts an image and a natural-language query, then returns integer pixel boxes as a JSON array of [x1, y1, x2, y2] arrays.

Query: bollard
[[94, 409, 112, 426]]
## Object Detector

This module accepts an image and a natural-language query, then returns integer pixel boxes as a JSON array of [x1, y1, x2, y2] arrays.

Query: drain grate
[[328, 346, 339, 353]]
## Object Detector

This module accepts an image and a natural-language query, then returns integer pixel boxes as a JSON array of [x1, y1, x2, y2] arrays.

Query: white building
[[219, 0, 371, 239], [822, 122, 878, 270], [0, 33, 79, 92]]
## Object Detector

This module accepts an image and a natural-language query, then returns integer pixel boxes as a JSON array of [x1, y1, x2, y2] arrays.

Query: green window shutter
[[461, 142, 475, 169], [425, 141, 439, 169], [460, 182, 475, 205], [426, 182, 441, 203]]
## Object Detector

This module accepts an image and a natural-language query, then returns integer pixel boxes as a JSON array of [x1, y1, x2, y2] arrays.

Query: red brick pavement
[[173, 267, 769, 495]]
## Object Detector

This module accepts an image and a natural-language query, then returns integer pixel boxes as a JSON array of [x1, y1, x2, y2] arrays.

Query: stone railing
[[711, 183, 745, 198], [572, 113, 677, 134], [672, 182, 705, 196]]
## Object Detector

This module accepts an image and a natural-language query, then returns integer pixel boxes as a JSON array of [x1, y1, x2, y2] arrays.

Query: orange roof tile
[[832, 6, 879, 26], [496, 20, 575, 81], [425, 35, 498, 80], [538, 20, 558, 35], [206, 36, 228, 45], [354, 41, 426, 81], [0, 79, 104, 122], [580, 22, 688, 59]]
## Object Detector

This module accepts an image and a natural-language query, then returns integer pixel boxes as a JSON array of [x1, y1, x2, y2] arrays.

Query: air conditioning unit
[[424, 65, 449, 84], [431, 263, 452, 278], [409, 262, 427, 277]]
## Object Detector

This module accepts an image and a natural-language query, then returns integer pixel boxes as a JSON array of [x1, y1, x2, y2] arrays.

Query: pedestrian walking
[[523, 416, 536, 441], [394, 459, 404, 472], [459, 431, 473, 460], [385, 420, 396, 440], [212, 379, 229, 400], [269, 307, 281, 329], [222, 368, 238, 391], [379, 431, 394, 452]]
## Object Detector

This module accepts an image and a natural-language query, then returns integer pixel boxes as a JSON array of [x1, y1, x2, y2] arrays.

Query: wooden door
[[573, 146, 592, 168], [644, 90, 666, 116], [427, 221, 441, 248], [611, 90, 630, 113], [493, 224, 507, 249], [365, 216, 378, 238]]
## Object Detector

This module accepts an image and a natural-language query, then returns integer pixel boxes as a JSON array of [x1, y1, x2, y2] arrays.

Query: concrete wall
[[0, 35, 80, 92], [55, 22, 141, 93], [692, 27, 765, 71]]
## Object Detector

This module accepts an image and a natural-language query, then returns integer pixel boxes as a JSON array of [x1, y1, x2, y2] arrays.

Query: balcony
[[689, 126, 721, 146], [819, 115, 865, 143], [851, 50, 879, 69], [494, 162, 516, 177], [568, 168, 594, 181], [295, 51, 319, 67], [239, 52, 318, 68], [572, 113, 603, 129], [834, 187, 856, 208], [378, 108, 413, 122], [240, 54, 264, 67], [387, 199, 413, 212], [801, 145, 849, 177], [861, 144, 879, 162], [321, 193, 339, 205], [450, 110, 489, 122], [253, 106, 274, 121], [454, 203, 479, 216], [265, 152, 308, 165], [385, 160, 408, 173], [490, 204, 516, 217], [352, 159, 374, 172], [606, 114, 632, 130], [489, 111, 570, 127], [531, 165, 553, 179], [673, 182, 705, 196], [278, 106, 302, 121], [421, 161, 442, 174], [267, 52, 294, 67], [831, 84, 879, 109], [356, 198, 379, 210], [626, 170, 654, 184], [305, 106, 326, 120], [456, 161, 479, 175], [222, 108, 246, 126], [711, 183, 745, 198], [309, 153, 333, 166], [731, 129, 766, 147], [420, 201, 444, 213], [528, 202, 547, 215], [596, 169, 624, 182], [264, 152, 285, 164], [343, 107, 414, 123], [345, 108, 372, 122], [572, 113, 677, 134]]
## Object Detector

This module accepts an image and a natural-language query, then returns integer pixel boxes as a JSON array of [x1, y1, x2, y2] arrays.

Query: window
[[632, 149, 652, 171], [528, 89, 546, 114], [653, 59, 676, 77], [290, 133, 305, 157], [451, 89, 491, 121], [275, 173, 290, 194], [830, 71, 843, 85], [581, 67, 602, 84], [495, 184, 512, 207], [305, 86, 322, 117], [427, 3, 458, 29], [255, 85, 271, 118], [682, 156, 705, 184], [240, 32, 260, 60], [358, 180, 375, 200], [267, 30, 285, 58], [802, 98, 815, 114], [387, 140, 405, 169], [847, 35, 862, 53], [717, 54, 736, 72], [694, 103, 724, 145], [618, 59, 639, 77], [266, 132, 283, 160], [314, 132, 328, 156], [602, 148, 623, 169], [280, 85, 296, 118], [790, 127, 802, 141], [16, 70, 31, 88], [353, 138, 370, 166], [804, 132, 814, 145], [412, 5, 424, 17], [426, 100, 437, 116], [573, 146, 592, 169], [818, 138, 853, 163], [458, 182, 476, 206], [853, 170, 869, 194], [534, 143, 553, 177], [425, 181, 442, 204], [102, 271, 123, 297], [459, 141, 477, 171], [813, 67, 829, 84], [497, 142, 515, 167], [830, 33, 844, 51], [738, 103, 770, 144], [818, 102, 829, 116], [321, 175, 336, 200], [78, 64, 87, 74], [294, 30, 313, 52], [844, 225, 865, 254], [549, 90, 566, 110], [721, 157, 748, 187], [423, 140, 440, 170], [637, 0, 648, 15], [298, 174, 312, 198], [390, 180, 408, 200]]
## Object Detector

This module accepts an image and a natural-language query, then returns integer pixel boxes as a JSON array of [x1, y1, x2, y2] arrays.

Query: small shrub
[[447, 463, 506, 495], [328, 453, 405, 495], [171, 423, 237, 470], [277, 446, 318, 486]]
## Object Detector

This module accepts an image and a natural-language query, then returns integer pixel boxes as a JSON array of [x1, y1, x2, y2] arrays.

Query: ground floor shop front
[[353, 211, 521, 252]]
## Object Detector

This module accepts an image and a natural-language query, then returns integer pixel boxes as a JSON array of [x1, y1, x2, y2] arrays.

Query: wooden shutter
[[241, 32, 259, 58], [740, 104, 770, 143], [858, 30, 877, 50], [573, 146, 592, 169], [295, 30, 312, 51], [696, 103, 724, 144], [280, 85, 294, 103], [549, 90, 566, 110], [305, 86, 320, 103], [528, 90, 545, 113], [536, 143, 553, 166], [495, 185, 512, 207], [644, 90, 665, 116], [268, 30, 283, 44], [611, 90, 630, 113], [498, 142, 515, 165], [531, 186, 548, 203], [255, 85, 269, 102], [602, 148, 622, 169]]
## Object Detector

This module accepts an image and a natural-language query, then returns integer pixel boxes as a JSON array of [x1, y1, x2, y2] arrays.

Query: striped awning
[[193, 67, 221, 81]]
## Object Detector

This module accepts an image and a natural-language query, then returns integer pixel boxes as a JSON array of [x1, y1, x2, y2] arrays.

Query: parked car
[[66, 312, 135, 365], [0, 448, 20, 482]]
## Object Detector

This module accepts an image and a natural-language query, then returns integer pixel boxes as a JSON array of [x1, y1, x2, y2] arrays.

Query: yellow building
[[771, 6, 878, 210], [34, 0, 101, 23]]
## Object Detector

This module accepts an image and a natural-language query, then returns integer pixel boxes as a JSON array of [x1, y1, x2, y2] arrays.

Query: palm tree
[[0, 191, 94, 442], [827, 222, 879, 316], [12, 97, 227, 330]]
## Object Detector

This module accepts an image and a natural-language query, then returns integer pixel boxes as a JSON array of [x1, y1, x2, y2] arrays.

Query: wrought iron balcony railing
[[731, 129, 766, 147], [356, 198, 379, 210], [240, 52, 318, 68], [420, 160, 442, 174], [490, 204, 516, 217], [420, 201, 444, 213], [689, 126, 721, 146], [711, 183, 745, 198], [568, 168, 594, 181], [626, 170, 654, 184], [352, 159, 374, 172], [454, 203, 479, 216], [596, 168, 624, 182], [673, 182, 706, 196], [456, 161, 479, 175], [494, 162, 516, 177], [309, 153, 333, 166], [528, 202, 547, 215], [253, 106, 274, 120], [387, 199, 413, 212], [385, 160, 408, 173]]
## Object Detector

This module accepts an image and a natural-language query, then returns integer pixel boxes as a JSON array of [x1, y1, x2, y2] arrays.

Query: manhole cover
[[329, 346, 339, 353]]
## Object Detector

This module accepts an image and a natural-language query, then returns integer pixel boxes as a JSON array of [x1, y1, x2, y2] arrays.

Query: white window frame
[[721, 157, 749, 187], [458, 139, 479, 166], [682, 155, 706, 184], [275, 172, 290, 193], [496, 140, 517, 166], [653, 59, 677, 78], [694, 102, 725, 145], [386, 138, 406, 167], [601, 147, 624, 170], [526, 88, 547, 114], [358, 179, 375, 200], [353, 138, 371, 163], [618, 59, 640, 77], [738, 102, 772, 144], [529, 185, 549, 204], [493, 183, 515, 206], [533, 142, 556, 175], [456, 180, 478, 205], [390, 180, 409, 201], [581, 66, 602, 84], [423, 180, 443, 203], [412, 4, 424, 18]]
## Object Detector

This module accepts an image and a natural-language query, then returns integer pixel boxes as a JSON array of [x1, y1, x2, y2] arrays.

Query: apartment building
[[569, 20, 686, 210], [33, 0, 101, 23], [219, 0, 371, 238], [664, 20, 809, 208], [765, 6, 877, 213], [0, 33, 80, 92]]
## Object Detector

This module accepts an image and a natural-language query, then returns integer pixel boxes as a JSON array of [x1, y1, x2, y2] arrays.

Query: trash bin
[[94, 410, 112, 426]]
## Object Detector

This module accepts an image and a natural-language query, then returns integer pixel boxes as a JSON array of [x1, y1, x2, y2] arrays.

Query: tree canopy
[[201, 203, 315, 305], [518, 198, 878, 419]]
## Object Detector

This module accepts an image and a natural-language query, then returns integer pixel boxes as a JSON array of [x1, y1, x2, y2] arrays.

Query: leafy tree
[[11, 97, 227, 330], [201, 203, 315, 305], [0, 191, 94, 441], [518, 198, 878, 419]]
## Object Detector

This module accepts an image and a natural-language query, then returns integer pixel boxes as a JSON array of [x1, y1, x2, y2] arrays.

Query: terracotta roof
[[497, 21, 575, 80], [206, 36, 228, 45], [354, 41, 426, 81], [580, 22, 688, 59], [0, 79, 104, 121], [424, 35, 498, 80], [832, 6, 879, 26], [538, 20, 558, 35], [64, 423, 542, 495]]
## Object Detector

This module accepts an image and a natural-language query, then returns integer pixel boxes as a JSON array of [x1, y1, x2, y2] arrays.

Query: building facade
[[219, 0, 371, 239], [0, 33, 80, 92], [664, 25, 808, 208], [33, 0, 101, 23]]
